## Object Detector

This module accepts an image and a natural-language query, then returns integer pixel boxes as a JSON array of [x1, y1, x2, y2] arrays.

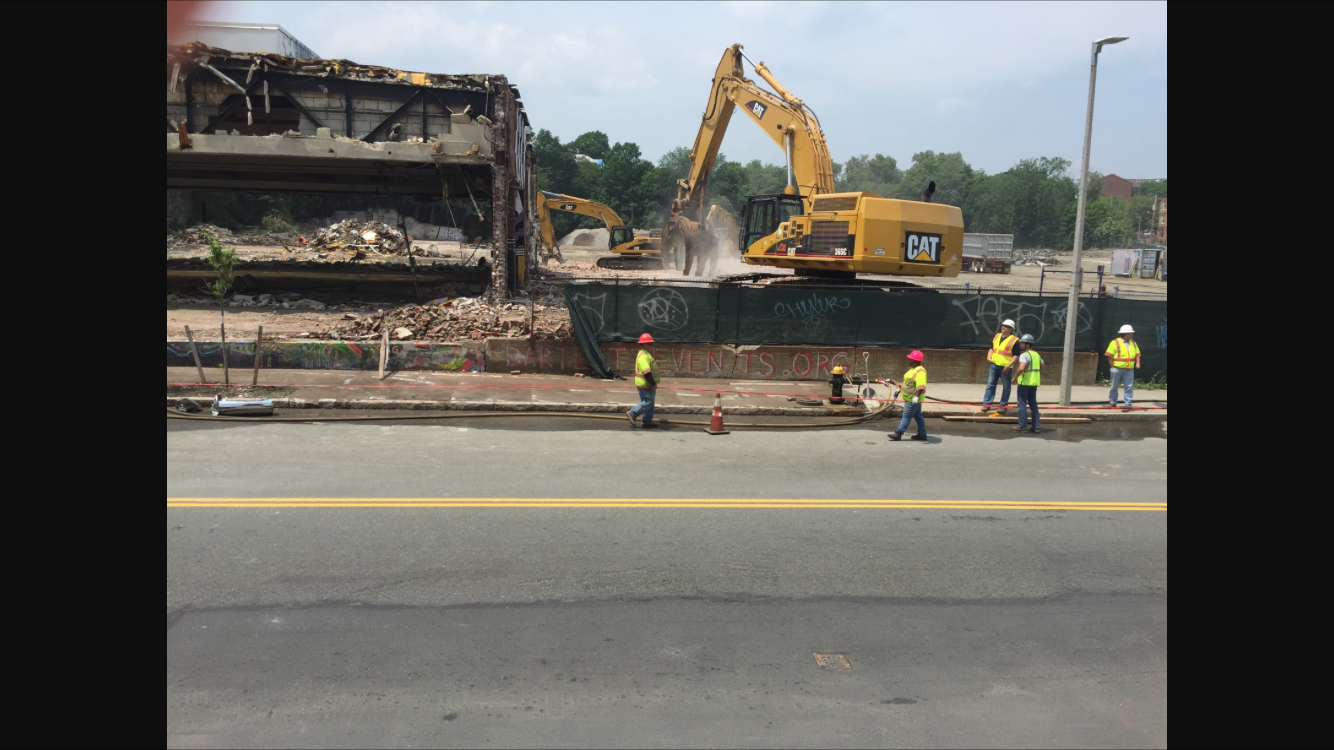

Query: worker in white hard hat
[[1105, 324, 1141, 410], [982, 319, 1018, 413]]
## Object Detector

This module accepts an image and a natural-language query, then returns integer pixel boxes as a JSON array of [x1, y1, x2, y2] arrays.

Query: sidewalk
[[167, 367, 1166, 420]]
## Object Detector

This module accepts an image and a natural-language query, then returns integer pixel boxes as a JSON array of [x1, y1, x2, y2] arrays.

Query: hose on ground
[[167, 397, 895, 428]]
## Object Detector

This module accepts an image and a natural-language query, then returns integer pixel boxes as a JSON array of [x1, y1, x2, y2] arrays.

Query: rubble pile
[[310, 220, 410, 257], [324, 297, 573, 342], [168, 223, 290, 248]]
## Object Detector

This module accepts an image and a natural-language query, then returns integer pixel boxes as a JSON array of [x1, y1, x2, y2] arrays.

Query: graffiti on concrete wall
[[952, 296, 1092, 343], [503, 341, 855, 380], [167, 341, 483, 371]]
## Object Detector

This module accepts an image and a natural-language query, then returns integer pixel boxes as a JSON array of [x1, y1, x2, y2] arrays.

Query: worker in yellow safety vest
[[627, 333, 660, 428], [1010, 334, 1042, 433], [1105, 324, 1142, 410], [885, 350, 929, 442], [982, 319, 1018, 413]]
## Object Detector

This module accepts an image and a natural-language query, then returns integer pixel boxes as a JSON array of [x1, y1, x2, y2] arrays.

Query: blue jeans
[[1109, 367, 1134, 407], [630, 387, 656, 424], [983, 362, 1011, 407], [896, 401, 926, 436], [1016, 385, 1040, 430]]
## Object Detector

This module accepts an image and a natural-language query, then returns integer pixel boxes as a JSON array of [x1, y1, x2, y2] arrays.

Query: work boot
[[910, 434, 928, 441], [626, 409, 638, 427], [1029, 427, 1041, 434], [641, 422, 658, 429], [888, 431, 903, 441]]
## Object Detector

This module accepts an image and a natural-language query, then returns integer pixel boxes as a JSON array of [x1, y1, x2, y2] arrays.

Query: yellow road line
[[167, 498, 1165, 511]]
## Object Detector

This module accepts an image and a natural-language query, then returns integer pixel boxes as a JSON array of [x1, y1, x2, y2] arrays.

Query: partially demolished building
[[166, 42, 536, 295]]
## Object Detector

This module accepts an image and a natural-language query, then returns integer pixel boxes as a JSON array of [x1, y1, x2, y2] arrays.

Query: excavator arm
[[673, 44, 834, 221]]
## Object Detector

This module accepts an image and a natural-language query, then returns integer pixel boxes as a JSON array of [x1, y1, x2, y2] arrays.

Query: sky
[[194, 1, 1167, 178]]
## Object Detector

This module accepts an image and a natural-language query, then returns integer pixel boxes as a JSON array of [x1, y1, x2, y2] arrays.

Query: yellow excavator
[[534, 191, 662, 269], [665, 44, 963, 280]]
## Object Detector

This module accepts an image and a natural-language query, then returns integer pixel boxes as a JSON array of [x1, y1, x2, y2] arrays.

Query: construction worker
[[982, 319, 1018, 413], [626, 333, 660, 428], [885, 350, 928, 442], [1105, 324, 1141, 409], [1010, 334, 1041, 433]]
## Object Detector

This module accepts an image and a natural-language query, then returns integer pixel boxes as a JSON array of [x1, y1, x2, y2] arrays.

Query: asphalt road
[[167, 416, 1167, 748]]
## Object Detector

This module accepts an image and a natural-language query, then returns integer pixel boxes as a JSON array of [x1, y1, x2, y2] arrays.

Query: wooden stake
[[251, 325, 264, 386], [220, 312, 230, 386], [378, 326, 390, 379], [184, 326, 207, 383]]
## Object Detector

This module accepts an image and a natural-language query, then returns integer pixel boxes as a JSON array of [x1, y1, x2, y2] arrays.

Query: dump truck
[[961, 233, 1013, 273]]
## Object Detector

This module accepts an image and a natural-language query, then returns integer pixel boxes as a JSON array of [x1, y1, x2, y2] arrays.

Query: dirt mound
[[559, 228, 609, 248]]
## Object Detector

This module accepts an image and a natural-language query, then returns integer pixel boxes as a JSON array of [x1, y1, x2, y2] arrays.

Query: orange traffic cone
[[705, 392, 729, 435]]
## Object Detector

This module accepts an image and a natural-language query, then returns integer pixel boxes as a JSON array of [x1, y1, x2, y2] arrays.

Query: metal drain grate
[[814, 653, 852, 670]]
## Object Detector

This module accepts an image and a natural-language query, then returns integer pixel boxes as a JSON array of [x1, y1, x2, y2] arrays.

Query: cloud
[[200, 1, 1167, 176]]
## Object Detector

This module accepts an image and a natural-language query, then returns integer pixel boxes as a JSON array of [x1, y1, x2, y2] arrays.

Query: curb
[[164, 397, 1163, 420]]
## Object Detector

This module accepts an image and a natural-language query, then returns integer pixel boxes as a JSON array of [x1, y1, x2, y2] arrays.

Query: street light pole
[[1060, 35, 1127, 406]]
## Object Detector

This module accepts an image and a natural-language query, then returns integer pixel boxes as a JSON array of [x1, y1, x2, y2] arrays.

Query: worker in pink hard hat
[[882, 350, 929, 442], [627, 333, 660, 428]]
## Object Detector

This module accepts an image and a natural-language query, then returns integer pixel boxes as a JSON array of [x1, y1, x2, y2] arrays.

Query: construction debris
[[310, 219, 412, 257], [1013, 250, 1061, 266], [327, 296, 573, 342], [168, 223, 291, 248]]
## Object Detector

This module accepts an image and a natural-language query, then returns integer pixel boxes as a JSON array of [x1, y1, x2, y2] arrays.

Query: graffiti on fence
[[570, 292, 609, 335], [773, 293, 853, 334], [953, 296, 1091, 343], [638, 288, 690, 331], [1157, 320, 1168, 349]]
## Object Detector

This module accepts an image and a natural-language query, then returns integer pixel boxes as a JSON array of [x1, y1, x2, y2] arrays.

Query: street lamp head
[[1092, 36, 1128, 63]]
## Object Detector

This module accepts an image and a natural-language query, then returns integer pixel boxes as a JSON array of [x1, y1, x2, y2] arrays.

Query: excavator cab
[[739, 194, 804, 254], [608, 226, 636, 250]]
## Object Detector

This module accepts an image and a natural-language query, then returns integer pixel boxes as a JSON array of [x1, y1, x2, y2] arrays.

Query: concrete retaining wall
[[167, 340, 484, 372], [165, 337, 1094, 383], [486, 338, 1097, 385]]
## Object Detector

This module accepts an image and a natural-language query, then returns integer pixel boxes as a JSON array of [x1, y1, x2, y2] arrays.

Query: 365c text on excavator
[[665, 44, 964, 280]]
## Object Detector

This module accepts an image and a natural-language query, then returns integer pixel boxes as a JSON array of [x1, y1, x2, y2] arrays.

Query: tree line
[[534, 129, 1166, 250]]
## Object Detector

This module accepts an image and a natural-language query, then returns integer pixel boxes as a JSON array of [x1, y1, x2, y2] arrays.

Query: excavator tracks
[[595, 255, 663, 271], [713, 273, 933, 292]]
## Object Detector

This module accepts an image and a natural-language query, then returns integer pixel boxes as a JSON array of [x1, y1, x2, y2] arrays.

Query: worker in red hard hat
[[883, 350, 929, 442], [627, 333, 660, 428]]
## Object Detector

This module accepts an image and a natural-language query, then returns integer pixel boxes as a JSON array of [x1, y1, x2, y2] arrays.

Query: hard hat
[[1002, 319, 1015, 328], [907, 350, 924, 362], [832, 365, 845, 375], [1019, 334, 1035, 344], [638, 333, 655, 344], [1119, 324, 1135, 334]]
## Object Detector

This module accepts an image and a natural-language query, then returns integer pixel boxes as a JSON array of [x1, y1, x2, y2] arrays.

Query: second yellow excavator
[[667, 44, 964, 280], [534, 191, 662, 269]]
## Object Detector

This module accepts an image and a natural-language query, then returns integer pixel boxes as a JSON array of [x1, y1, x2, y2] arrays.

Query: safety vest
[[1105, 337, 1140, 369], [901, 365, 927, 404], [1017, 350, 1041, 386], [991, 333, 1018, 367], [635, 349, 658, 388]]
